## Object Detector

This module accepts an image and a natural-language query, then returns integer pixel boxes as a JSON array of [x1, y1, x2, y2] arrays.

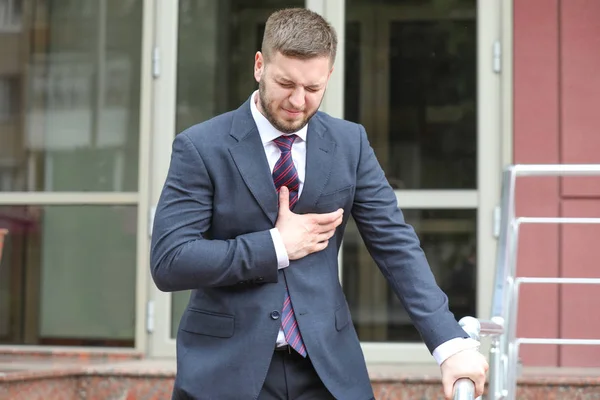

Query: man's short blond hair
[[261, 8, 337, 65]]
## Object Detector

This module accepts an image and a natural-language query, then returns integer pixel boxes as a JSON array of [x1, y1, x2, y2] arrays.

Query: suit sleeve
[[150, 132, 279, 292], [350, 125, 467, 352]]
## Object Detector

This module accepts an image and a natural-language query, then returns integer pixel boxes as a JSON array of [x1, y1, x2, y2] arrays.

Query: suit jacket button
[[270, 311, 280, 320], [256, 277, 264, 282]]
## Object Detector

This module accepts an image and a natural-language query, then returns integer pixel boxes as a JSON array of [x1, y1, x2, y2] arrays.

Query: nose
[[288, 87, 305, 110]]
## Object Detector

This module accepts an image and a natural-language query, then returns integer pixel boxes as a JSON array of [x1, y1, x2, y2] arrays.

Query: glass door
[[340, 0, 502, 363], [148, 0, 306, 358], [149, 0, 504, 361]]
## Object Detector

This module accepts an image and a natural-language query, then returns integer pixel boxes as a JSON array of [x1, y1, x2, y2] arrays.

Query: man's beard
[[258, 80, 320, 134]]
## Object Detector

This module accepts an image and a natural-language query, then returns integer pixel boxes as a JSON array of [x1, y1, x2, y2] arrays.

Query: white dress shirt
[[248, 91, 478, 364]]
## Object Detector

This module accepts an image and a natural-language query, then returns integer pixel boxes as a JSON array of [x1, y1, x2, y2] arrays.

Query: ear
[[254, 51, 265, 83]]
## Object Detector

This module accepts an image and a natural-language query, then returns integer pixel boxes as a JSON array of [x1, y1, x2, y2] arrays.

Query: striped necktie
[[272, 134, 307, 357]]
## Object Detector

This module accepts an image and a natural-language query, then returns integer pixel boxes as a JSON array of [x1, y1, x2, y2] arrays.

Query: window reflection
[[343, 0, 477, 342], [170, 0, 304, 337], [388, 19, 476, 189], [0, 0, 143, 192], [345, 0, 477, 189], [0, 205, 137, 346], [342, 210, 477, 342]]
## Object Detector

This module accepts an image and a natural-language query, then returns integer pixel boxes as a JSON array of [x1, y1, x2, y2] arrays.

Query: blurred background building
[[0, 0, 598, 370]]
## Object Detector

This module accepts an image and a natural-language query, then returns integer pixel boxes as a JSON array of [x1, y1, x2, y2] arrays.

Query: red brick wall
[[514, 0, 600, 367]]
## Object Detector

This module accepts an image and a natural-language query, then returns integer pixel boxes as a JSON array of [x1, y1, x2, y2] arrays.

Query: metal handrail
[[453, 378, 476, 400], [487, 164, 600, 400], [491, 164, 600, 317]]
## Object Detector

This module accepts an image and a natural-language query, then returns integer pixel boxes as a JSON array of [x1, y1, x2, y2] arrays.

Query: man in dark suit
[[150, 7, 488, 400]]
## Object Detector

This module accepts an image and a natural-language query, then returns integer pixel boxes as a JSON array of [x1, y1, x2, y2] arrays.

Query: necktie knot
[[273, 134, 297, 153]]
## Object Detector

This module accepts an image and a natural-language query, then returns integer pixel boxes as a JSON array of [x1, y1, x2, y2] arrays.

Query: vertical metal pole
[[456, 317, 482, 400], [490, 166, 517, 399], [506, 278, 522, 399], [503, 167, 518, 399], [488, 334, 502, 399]]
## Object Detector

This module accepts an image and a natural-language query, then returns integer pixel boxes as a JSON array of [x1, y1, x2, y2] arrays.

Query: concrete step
[[1, 348, 600, 399]]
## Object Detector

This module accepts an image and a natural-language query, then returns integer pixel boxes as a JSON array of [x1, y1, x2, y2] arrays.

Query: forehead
[[266, 52, 331, 86]]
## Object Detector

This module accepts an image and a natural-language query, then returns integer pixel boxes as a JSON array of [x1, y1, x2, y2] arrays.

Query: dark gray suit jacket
[[150, 100, 467, 400]]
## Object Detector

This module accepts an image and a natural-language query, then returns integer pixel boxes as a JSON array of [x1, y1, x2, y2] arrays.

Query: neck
[[254, 92, 267, 118]]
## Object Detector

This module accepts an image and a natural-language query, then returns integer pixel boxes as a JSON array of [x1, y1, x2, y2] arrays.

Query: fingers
[[445, 373, 486, 399], [278, 187, 290, 213], [440, 349, 487, 399], [474, 360, 487, 397], [313, 240, 329, 252], [309, 212, 343, 234], [445, 378, 473, 400], [474, 378, 485, 398], [313, 208, 344, 225], [319, 214, 344, 233], [445, 374, 486, 399], [473, 356, 488, 396], [317, 228, 336, 243], [442, 378, 454, 400]]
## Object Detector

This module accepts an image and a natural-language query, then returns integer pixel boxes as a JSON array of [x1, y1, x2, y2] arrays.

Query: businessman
[[151, 7, 488, 400]]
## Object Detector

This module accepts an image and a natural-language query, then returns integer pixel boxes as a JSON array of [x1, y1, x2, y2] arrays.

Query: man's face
[[254, 51, 333, 133]]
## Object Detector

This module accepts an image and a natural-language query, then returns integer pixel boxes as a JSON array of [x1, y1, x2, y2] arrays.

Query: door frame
[[146, 0, 179, 358], [146, 0, 510, 363]]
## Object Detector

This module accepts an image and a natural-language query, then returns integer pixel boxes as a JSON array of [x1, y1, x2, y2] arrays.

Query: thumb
[[278, 187, 290, 213]]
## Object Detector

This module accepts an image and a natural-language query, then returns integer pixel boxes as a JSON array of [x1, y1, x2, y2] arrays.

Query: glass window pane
[[0, 205, 137, 346], [171, 291, 189, 339], [175, 0, 303, 133], [345, 0, 477, 189], [342, 209, 476, 342], [0, 0, 143, 192], [169, 0, 303, 335]]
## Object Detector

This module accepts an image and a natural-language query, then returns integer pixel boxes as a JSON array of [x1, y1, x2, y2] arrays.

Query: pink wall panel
[[560, 0, 600, 197], [513, 0, 561, 367], [559, 200, 600, 367]]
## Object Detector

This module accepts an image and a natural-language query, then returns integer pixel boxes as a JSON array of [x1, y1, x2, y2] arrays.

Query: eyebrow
[[276, 77, 322, 89]]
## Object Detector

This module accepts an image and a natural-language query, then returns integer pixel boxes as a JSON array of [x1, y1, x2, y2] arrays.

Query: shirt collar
[[249, 90, 308, 145]]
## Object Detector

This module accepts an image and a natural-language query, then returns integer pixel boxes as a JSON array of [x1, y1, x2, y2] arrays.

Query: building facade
[[0, 0, 597, 368], [513, 0, 600, 368]]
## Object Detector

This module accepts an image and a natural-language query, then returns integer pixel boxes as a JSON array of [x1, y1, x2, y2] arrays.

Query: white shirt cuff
[[432, 338, 480, 365], [269, 228, 290, 269]]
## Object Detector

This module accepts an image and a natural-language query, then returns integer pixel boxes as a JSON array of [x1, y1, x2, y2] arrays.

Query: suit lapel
[[294, 115, 337, 214], [228, 100, 278, 224]]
